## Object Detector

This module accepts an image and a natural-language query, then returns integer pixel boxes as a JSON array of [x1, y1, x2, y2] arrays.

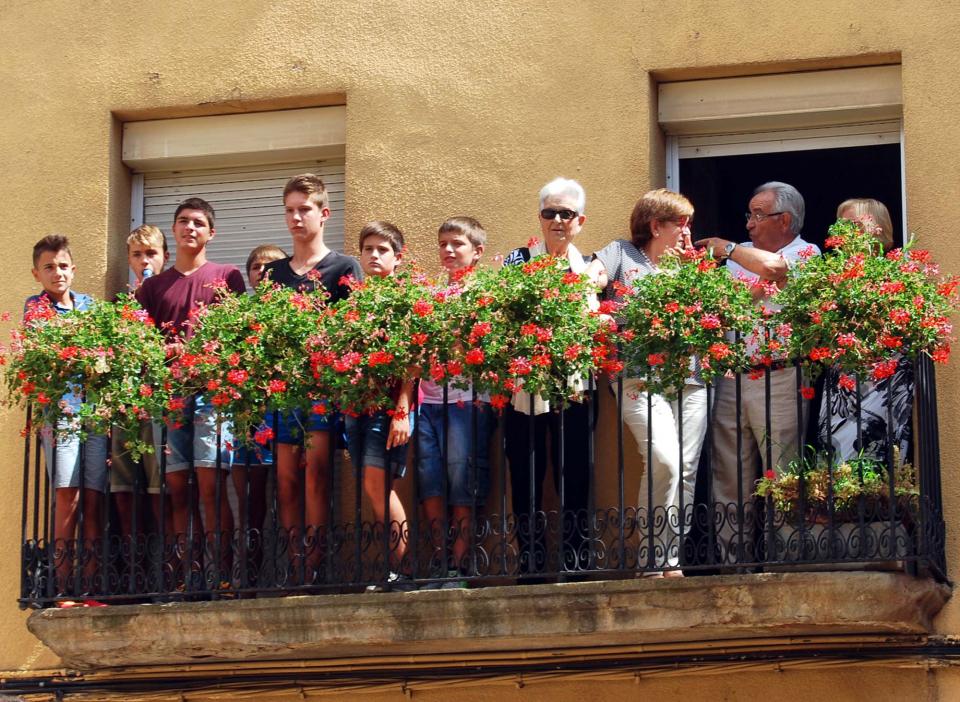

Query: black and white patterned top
[[818, 357, 914, 464]]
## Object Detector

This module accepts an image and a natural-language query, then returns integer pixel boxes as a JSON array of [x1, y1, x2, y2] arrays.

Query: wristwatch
[[722, 242, 737, 259]]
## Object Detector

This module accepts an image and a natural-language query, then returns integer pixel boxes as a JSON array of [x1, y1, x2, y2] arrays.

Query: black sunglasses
[[540, 208, 578, 221]]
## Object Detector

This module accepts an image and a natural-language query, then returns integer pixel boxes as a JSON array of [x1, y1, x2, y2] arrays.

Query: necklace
[[636, 245, 658, 271]]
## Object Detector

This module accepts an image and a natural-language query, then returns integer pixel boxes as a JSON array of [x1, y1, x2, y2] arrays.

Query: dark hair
[[629, 189, 694, 249], [283, 173, 330, 210], [173, 197, 216, 229], [359, 221, 405, 254], [32, 234, 72, 268], [438, 216, 486, 248]]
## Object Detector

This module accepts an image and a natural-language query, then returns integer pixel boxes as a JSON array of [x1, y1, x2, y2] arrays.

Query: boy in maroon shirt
[[136, 198, 246, 589]]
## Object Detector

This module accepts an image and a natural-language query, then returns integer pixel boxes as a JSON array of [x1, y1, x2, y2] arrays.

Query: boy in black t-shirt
[[262, 173, 362, 581]]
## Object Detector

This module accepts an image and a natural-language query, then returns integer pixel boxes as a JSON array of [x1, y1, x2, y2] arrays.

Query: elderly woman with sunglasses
[[501, 177, 598, 580], [586, 188, 707, 577]]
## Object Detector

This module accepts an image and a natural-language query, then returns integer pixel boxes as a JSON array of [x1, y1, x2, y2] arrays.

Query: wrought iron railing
[[18, 357, 947, 607]]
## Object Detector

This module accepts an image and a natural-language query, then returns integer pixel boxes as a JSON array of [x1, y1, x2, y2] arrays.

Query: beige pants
[[711, 368, 808, 564]]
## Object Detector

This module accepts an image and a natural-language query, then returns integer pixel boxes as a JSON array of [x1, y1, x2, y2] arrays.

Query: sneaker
[[440, 569, 468, 590], [366, 572, 418, 593]]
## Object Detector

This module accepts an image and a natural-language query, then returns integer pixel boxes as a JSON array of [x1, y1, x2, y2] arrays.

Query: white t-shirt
[[725, 235, 820, 356]]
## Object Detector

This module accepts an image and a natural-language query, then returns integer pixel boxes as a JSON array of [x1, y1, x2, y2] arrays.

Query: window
[[659, 66, 904, 250], [123, 107, 346, 285]]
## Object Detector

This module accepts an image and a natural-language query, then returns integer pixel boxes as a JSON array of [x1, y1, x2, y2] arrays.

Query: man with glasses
[[695, 181, 820, 566]]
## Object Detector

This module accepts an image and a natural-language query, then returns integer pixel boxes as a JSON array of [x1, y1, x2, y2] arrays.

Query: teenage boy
[[262, 173, 362, 582], [127, 224, 169, 288], [347, 221, 415, 591], [417, 217, 495, 588], [112, 225, 171, 548], [27, 235, 108, 593], [231, 243, 287, 584], [244, 244, 287, 291], [136, 198, 246, 589]]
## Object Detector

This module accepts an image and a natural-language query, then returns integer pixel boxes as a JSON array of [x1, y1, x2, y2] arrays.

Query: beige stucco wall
[[1, 0, 959, 686]]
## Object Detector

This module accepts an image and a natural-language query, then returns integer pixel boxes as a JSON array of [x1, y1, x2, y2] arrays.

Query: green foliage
[[618, 248, 756, 398], [449, 257, 614, 409], [772, 219, 959, 381], [174, 283, 323, 446], [754, 451, 919, 519], [309, 270, 449, 416], [4, 295, 170, 459]]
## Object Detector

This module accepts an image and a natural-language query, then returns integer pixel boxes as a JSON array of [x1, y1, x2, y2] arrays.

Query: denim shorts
[[166, 395, 233, 472], [275, 402, 337, 445], [233, 413, 275, 467], [345, 411, 414, 478], [416, 402, 494, 506], [42, 425, 108, 492]]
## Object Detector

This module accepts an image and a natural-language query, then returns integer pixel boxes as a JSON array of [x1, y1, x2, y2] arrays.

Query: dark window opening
[[680, 143, 903, 251]]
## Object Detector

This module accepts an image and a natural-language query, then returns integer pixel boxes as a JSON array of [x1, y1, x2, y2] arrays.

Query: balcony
[[17, 358, 951, 673]]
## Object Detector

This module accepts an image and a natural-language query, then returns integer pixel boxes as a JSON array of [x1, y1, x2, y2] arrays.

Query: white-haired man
[[695, 181, 820, 565]]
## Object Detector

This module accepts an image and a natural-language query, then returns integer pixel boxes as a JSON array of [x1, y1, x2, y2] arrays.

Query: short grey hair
[[539, 177, 586, 214], [754, 181, 804, 235]]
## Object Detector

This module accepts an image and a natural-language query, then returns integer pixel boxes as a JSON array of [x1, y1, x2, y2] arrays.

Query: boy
[[112, 225, 170, 550], [231, 243, 287, 584], [136, 198, 246, 590], [417, 217, 495, 588], [127, 224, 169, 288], [245, 244, 287, 291], [27, 235, 107, 594], [262, 173, 362, 582], [347, 221, 415, 591]]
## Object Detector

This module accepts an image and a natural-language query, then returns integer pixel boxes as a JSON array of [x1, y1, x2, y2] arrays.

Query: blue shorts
[[416, 402, 494, 506], [345, 411, 413, 479], [166, 395, 233, 472], [42, 425, 108, 492], [42, 390, 108, 491], [275, 402, 337, 445], [233, 413, 275, 467]]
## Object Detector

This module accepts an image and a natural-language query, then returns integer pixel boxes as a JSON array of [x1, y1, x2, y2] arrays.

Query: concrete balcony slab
[[27, 572, 951, 670]]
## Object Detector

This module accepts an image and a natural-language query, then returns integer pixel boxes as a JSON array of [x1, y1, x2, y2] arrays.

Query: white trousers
[[613, 379, 708, 568]]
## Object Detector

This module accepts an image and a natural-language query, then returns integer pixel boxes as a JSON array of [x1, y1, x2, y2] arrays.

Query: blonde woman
[[819, 198, 913, 463]]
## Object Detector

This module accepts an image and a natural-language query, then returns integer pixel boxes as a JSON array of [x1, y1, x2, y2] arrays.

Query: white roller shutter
[[139, 158, 346, 287]]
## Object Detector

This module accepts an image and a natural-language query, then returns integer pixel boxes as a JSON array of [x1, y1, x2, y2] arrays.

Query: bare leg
[[451, 505, 472, 572], [164, 470, 204, 584], [196, 466, 234, 584], [303, 430, 332, 577], [363, 467, 408, 569]]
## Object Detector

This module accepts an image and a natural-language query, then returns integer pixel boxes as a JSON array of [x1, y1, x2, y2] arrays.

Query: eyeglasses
[[540, 208, 578, 221], [745, 211, 784, 223]]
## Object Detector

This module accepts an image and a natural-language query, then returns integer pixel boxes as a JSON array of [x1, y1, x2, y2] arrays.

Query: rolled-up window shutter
[[141, 158, 346, 286]]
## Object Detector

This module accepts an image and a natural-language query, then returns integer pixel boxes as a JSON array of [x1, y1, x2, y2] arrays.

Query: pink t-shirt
[[136, 261, 246, 339]]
